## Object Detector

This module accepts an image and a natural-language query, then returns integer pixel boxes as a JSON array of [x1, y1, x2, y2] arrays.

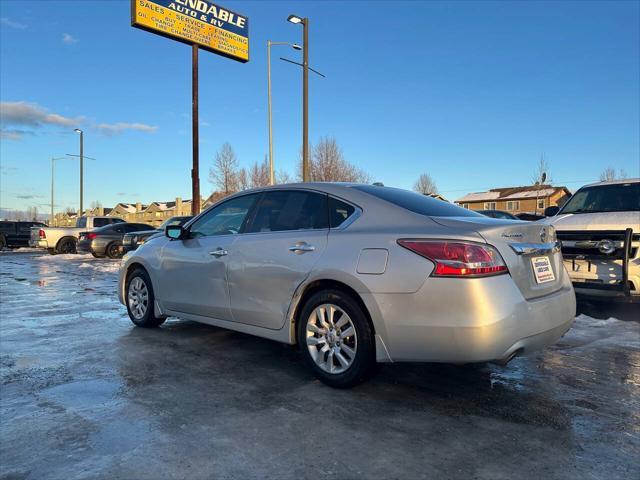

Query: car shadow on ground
[[116, 320, 572, 432]]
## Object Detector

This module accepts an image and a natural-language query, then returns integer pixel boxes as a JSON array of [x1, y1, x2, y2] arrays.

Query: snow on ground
[[0, 250, 638, 479]]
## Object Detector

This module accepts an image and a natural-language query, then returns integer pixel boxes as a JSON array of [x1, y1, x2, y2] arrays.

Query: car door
[[158, 194, 259, 321], [227, 189, 329, 330]]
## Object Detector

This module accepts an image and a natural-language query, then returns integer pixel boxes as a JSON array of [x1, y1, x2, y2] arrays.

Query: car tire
[[0, 235, 6, 250], [125, 268, 166, 328], [297, 289, 376, 388], [106, 242, 122, 259], [56, 238, 76, 254]]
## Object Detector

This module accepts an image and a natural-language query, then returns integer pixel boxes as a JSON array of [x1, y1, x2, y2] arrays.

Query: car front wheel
[[126, 268, 165, 328], [297, 289, 376, 388]]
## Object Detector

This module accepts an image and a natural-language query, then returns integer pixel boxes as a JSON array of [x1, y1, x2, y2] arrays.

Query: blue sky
[[1, 0, 638, 215]]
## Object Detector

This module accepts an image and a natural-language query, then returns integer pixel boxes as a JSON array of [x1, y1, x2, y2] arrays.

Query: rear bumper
[[364, 272, 576, 363], [29, 239, 49, 248]]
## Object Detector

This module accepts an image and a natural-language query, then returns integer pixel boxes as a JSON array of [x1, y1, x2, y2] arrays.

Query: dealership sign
[[131, 0, 249, 62]]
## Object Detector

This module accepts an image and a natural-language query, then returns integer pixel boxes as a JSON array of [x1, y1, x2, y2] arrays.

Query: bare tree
[[300, 136, 370, 183], [531, 154, 553, 185], [90, 200, 102, 209], [209, 142, 239, 194], [413, 173, 439, 195], [276, 169, 293, 184], [599, 167, 627, 182], [249, 157, 270, 188], [26, 206, 38, 221], [237, 168, 250, 191]]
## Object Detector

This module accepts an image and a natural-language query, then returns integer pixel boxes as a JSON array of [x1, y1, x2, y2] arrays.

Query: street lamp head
[[74, 128, 82, 133], [287, 14, 304, 24], [292, 43, 302, 51]]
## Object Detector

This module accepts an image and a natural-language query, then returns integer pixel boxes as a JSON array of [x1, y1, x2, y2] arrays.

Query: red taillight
[[38, 229, 46, 239], [87, 233, 98, 240], [398, 240, 508, 277]]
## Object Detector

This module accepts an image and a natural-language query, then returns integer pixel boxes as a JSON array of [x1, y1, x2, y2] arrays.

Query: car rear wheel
[[106, 242, 122, 259], [56, 238, 76, 254], [126, 268, 165, 328], [297, 289, 376, 388]]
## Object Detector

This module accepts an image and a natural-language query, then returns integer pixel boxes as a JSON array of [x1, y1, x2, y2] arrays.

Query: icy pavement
[[1, 251, 639, 480]]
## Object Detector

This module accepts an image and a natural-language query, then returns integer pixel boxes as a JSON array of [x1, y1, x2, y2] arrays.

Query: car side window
[[189, 194, 258, 237], [17, 222, 33, 234], [112, 225, 125, 234], [0, 222, 13, 234], [246, 190, 328, 233], [94, 218, 108, 228], [329, 197, 356, 228]]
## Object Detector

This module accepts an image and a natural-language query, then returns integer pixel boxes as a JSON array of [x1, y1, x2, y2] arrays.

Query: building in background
[[455, 185, 571, 215], [50, 197, 196, 227]]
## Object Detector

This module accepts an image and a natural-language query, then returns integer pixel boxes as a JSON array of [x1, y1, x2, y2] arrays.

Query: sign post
[[192, 44, 199, 216], [131, 0, 249, 215]]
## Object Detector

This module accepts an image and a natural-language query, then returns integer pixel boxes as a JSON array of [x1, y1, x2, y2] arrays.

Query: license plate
[[531, 256, 555, 284]]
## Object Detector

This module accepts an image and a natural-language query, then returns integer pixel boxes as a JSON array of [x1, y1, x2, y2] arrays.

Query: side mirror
[[165, 225, 185, 240], [544, 206, 560, 217]]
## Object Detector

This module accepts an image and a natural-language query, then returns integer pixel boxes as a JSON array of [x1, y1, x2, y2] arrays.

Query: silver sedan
[[118, 184, 576, 387]]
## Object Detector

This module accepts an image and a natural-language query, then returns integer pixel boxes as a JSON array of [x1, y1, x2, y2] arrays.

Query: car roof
[[582, 178, 639, 188]]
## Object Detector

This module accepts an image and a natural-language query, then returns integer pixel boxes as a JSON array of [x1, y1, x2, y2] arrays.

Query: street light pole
[[74, 129, 84, 215], [302, 18, 309, 182], [288, 14, 310, 182], [268, 40, 301, 185]]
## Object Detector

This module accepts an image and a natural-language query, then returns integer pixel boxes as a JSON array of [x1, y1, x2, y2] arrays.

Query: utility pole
[[191, 44, 200, 216]]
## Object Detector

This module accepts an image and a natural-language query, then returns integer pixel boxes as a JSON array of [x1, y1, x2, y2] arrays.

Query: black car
[[516, 212, 546, 221], [77, 223, 153, 259], [477, 210, 519, 220], [0, 221, 46, 249], [120, 216, 192, 255]]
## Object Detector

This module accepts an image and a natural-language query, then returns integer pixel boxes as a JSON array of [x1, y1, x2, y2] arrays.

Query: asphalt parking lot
[[1, 251, 639, 480]]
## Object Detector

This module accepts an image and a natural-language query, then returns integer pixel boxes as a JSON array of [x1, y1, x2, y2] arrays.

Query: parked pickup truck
[[30, 216, 124, 255], [545, 178, 639, 303]]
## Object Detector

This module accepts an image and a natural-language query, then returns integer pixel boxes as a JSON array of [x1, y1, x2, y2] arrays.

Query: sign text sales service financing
[[132, 0, 249, 62]]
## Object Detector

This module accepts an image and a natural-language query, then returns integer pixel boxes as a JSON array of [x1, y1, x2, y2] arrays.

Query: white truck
[[30, 216, 124, 255], [545, 178, 639, 303]]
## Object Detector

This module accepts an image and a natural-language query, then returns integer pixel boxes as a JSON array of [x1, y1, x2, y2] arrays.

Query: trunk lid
[[431, 216, 564, 300]]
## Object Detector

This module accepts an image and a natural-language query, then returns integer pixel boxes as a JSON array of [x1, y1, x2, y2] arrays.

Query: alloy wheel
[[128, 277, 149, 320], [306, 303, 357, 374]]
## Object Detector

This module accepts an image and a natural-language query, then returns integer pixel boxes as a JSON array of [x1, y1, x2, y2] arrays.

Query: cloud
[[62, 33, 78, 44], [96, 122, 158, 135], [16, 194, 45, 200], [1, 17, 27, 29], [0, 101, 82, 128], [117, 192, 139, 197], [1, 101, 157, 139], [0, 129, 35, 141]]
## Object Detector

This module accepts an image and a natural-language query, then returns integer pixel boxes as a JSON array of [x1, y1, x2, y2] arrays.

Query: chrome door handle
[[288, 244, 315, 253], [209, 248, 228, 257]]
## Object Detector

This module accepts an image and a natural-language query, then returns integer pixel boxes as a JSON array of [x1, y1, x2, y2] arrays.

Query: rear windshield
[[561, 182, 640, 214], [352, 185, 482, 218]]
